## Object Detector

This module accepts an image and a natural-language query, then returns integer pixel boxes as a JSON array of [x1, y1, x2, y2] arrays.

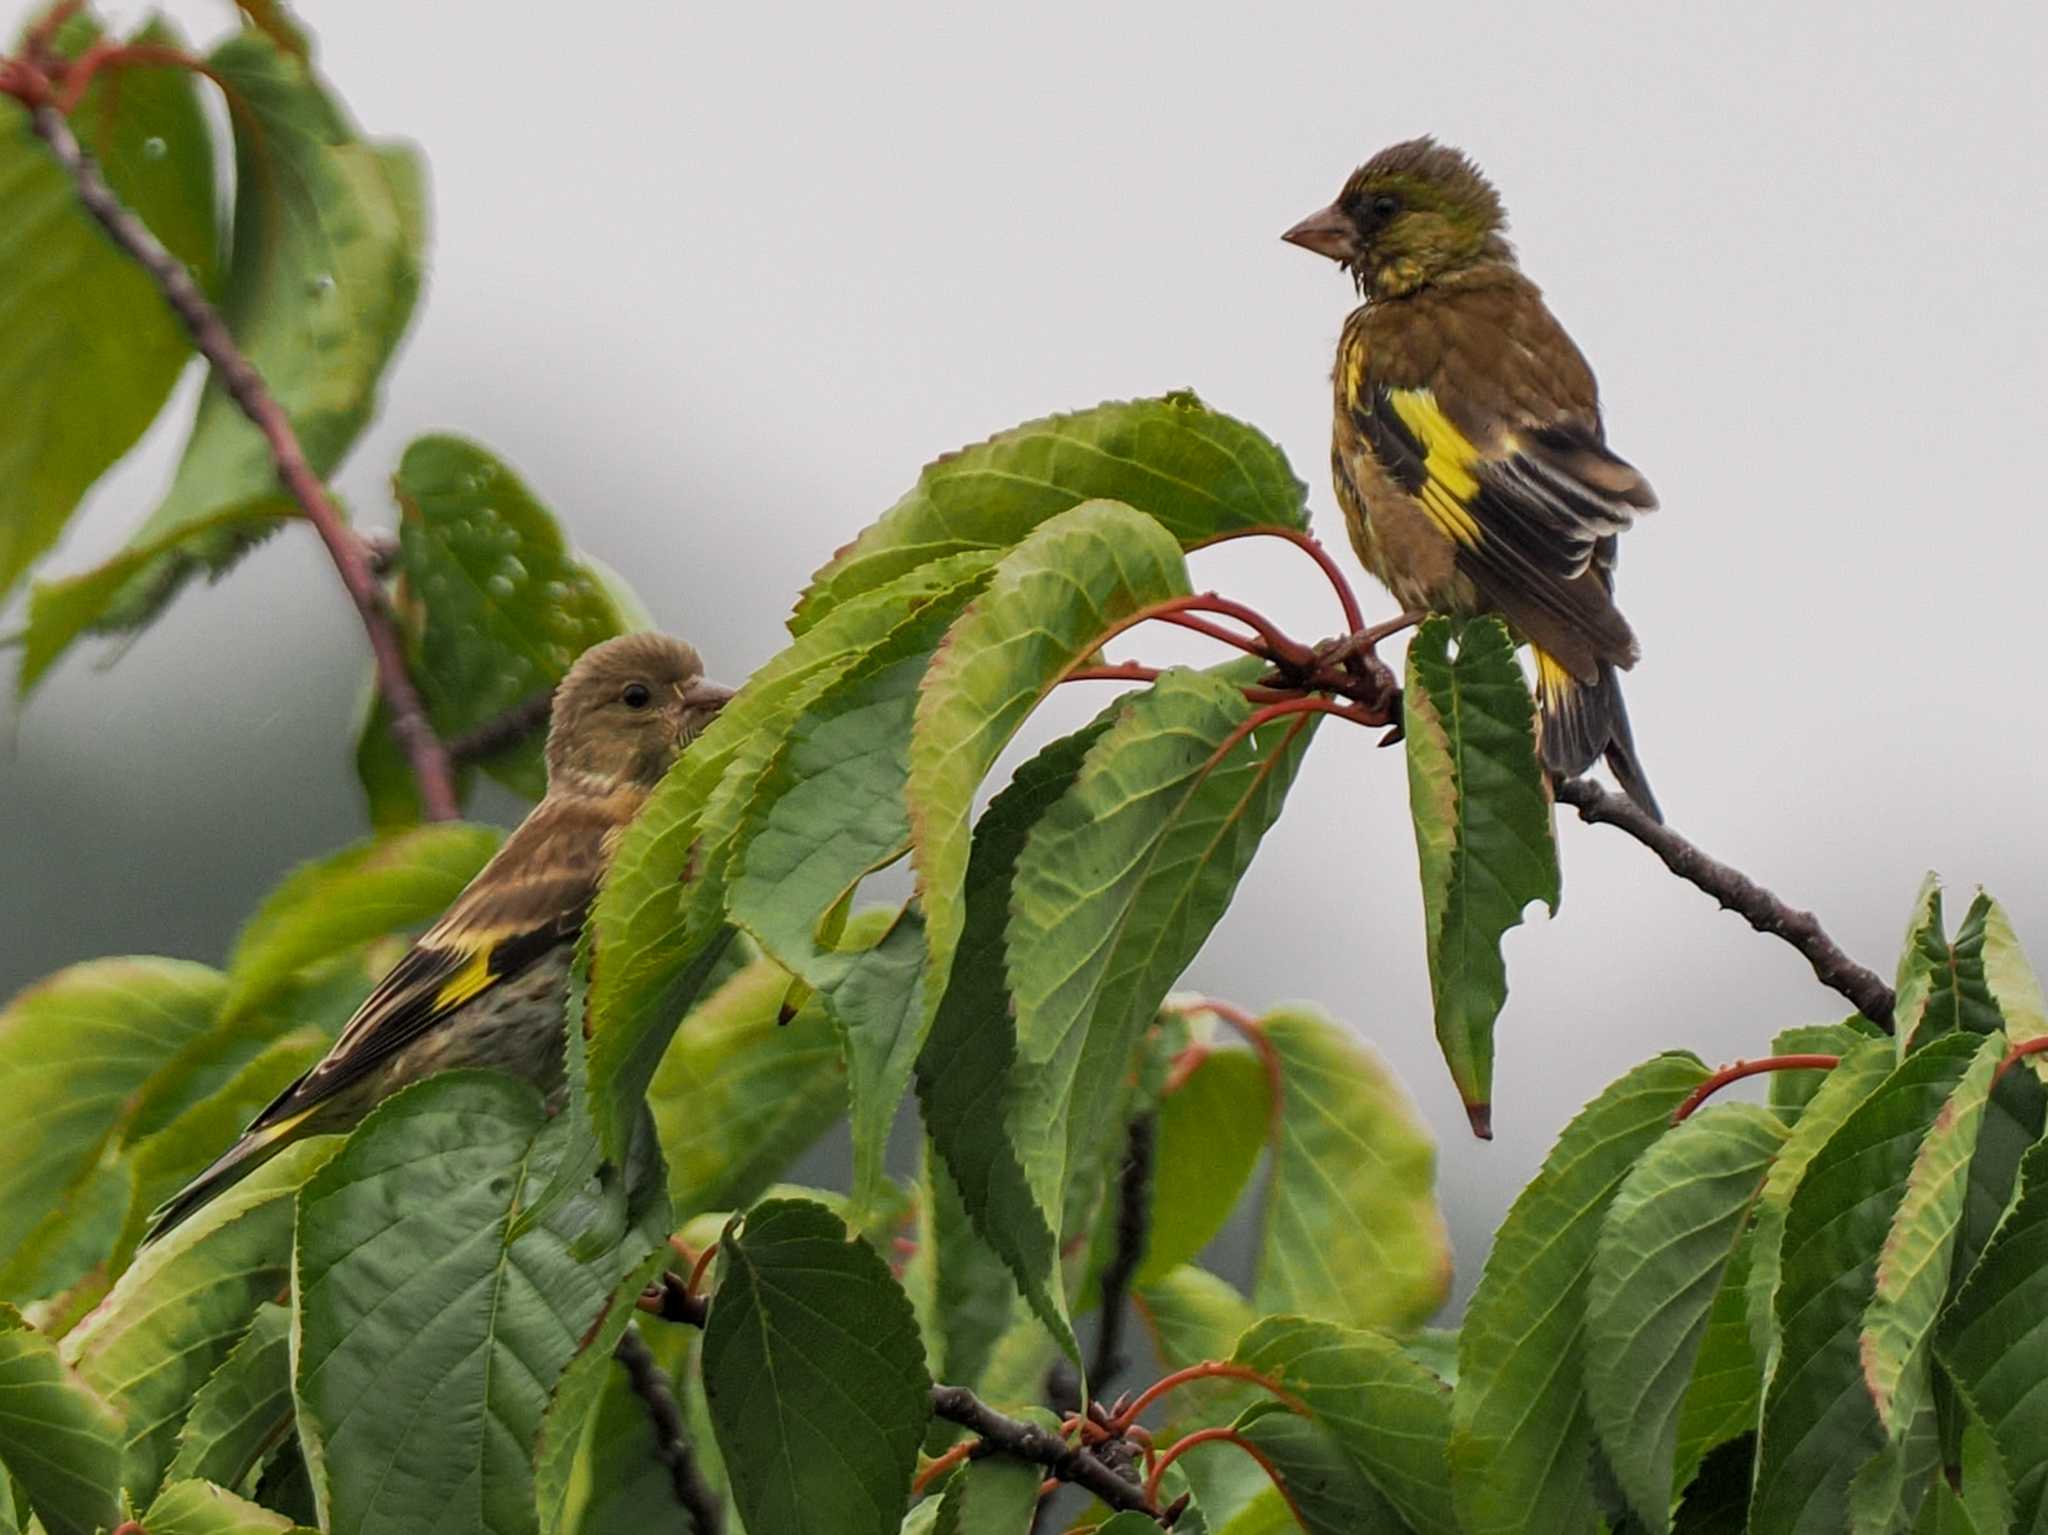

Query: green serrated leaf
[[1746, 1041, 1899, 1382], [1402, 616, 1561, 1131], [381, 436, 638, 803], [0, 15, 215, 605], [1861, 1035, 2005, 1439], [142, 1477, 306, 1535], [648, 949, 848, 1221], [1003, 665, 1313, 1340], [910, 499, 1191, 1060], [221, 823, 501, 1019], [1938, 1133, 2048, 1534], [21, 32, 423, 682], [1770, 1021, 1880, 1111], [586, 553, 995, 1163], [1236, 1315, 1456, 1535], [702, 1199, 931, 1535], [0, 958, 227, 1302], [794, 393, 1306, 633], [1749, 1033, 1983, 1534], [0, 1304, 124, 1535], [1253, 1006, 1450, 1333], [1584, 1103, 1785, 1531], [1142, 1051, 1269, 1286], [1894, 883, 2003, 1054], [532, 1256, 667, 1535], [915, 719, 1111, 1352], [927, 1452, 1041, 1534], [64, 1141, 335, 1506], [294, 1073, 658, 1535], [164, 1304, 292, 1494], [1451, 1052, 1708, 1535]]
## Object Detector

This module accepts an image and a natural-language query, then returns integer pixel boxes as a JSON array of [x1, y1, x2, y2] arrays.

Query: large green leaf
[[1401, 616, 1561, 1133], [0, 957, 227, 1300], [585, 553, 994, 1162], [64, 1141, 335, 1506], [1749, 1033, 1983, 1535], [915, 719, 1109, 1349], [1860, 1036, 2004, 1440], [1745, 1041, 1898, 1381], [165, 1303, 292, 1494], [0, 15, 215, 605], [294, 1072, 661, 1535], [1252, 1006, 1450, 1333], [1004, 666, 1313, 1331], [141, 1478, 307, 1535], [1939, 1134, 2048, 1532], [221, 823, 501, 1019], [21, 31, 425, 682], [1236, 1315, 1457, 1535], [1141, 1051, 1270, 1286], [794, 392, 1306, 633], [702, 1199, 930, 1535], [921, 1453, 1042, 1535], [1893, 882, 2002, 1054], [911, 1155, 1023, 1406], [909, 499, 1191, 1050], [647, 947, 847, 1220], [379, 436, 641, 803], [1671, 1240, 1764, 1512], [1583, 1103, 1785, 1530], [1450, 1052, 1708, 1535], [1234, 1412, 1415, 1535], [0, 1305, 123, 1535], [728, 585, 986, 1204]]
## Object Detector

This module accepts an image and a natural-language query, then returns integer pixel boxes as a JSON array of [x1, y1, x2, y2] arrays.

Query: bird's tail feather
[[141, 1109, 312, 1245], [1534, 650, 1662, 823]]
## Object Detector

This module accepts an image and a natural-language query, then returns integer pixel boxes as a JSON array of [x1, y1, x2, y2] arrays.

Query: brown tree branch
[[1554, 776, 1896, 1030], [928, 1384, 1160, 1520], [446, 688, 554, 764], [1089, 1114, 1155, 1395], [615, 1326, 723, 1534], [21, 102, 460, 821]]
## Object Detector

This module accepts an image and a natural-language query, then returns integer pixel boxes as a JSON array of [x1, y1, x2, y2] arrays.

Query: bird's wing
[[1353, 381, 1653, 674], [244, 857, 596, 1135]]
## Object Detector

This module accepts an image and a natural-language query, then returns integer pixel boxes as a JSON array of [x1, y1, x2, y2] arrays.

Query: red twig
[[1150, 609, 1272, 659], [684, 1239, 720, 1298], [1176, 997, 1286, 1130], [913, 1439, 976, 1495], [1996, 1035, 2048, 1083], [1144, 1426, 1304, 1524], [1198, 696, 1380, 786], [17, 104, 459, 821], [1065, 662, 1166, 687], [1108, 1362, 1305, 1435], [55, 40, 217, 113], [1672, 1054, 1842, 1124], [1191, 525, 1365, 637]]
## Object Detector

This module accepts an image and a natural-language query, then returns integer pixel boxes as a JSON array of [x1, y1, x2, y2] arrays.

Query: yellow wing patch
[[1387, 389, 1484, 548], [432, 946, 496, 1011], [1532, 647, 1576, 706]]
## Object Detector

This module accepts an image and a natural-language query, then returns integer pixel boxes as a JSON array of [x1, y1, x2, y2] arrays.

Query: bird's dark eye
[[621, 682, 652, 710], [1371, 194, 1400, 220]]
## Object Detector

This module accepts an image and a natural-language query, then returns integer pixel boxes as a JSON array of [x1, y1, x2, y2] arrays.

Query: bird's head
[[1283, 137, 1512, 299], [545, 632, 732, 793]]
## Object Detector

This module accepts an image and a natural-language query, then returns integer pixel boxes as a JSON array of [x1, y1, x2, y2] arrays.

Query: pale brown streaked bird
[[1285, 136, 1663, 821], [144, 632, 733, 1241]]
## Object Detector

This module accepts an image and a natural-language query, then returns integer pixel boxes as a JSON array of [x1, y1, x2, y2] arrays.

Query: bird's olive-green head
[[1284, 137, 1513, 299], [546, 632, 732, 793]]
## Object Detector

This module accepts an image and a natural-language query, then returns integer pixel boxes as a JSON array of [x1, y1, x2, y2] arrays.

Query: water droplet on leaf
[[141, 136, 166, 160], [486, 574, 516, 598]]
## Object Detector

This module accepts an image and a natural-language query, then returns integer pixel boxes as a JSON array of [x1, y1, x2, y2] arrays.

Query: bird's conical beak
[[681, 678, 736, 715], [1281, 203, 1357, 263]]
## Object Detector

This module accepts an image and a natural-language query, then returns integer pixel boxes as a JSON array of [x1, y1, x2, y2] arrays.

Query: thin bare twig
[[928, 1384, 1159, 1520], [446, 688, 554, 764], [1089, 1115, 1155, 1395], [615, 1326, 723, 1534], [21, 103, 459, 820], [1554, 777, 1895, 1030]]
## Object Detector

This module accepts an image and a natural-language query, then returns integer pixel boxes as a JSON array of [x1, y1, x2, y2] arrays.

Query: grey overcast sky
[[5, 0, 2046, 1292]]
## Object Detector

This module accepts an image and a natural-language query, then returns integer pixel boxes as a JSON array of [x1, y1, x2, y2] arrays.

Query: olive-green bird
[[1285, 136, 1662, 821], [144, 632, 733, 1241]]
